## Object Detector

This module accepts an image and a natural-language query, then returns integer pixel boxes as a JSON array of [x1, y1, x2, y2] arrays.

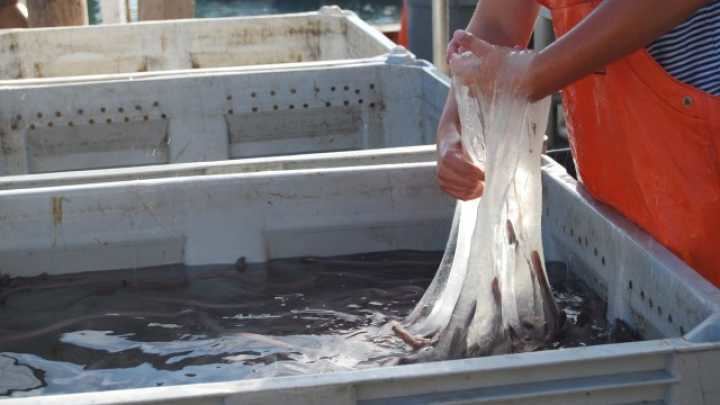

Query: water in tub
[[0, 251, 638, 397]]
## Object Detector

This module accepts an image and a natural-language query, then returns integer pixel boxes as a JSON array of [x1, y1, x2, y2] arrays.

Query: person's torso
[[647, 0, 720, 96]]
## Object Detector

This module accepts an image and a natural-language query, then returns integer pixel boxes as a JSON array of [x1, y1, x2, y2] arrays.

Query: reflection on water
[[0, 251, 638, 398], [0, 251, 436, 397]]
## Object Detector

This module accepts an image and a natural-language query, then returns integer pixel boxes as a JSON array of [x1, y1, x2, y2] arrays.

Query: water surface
[[0, 251, 638, 398]]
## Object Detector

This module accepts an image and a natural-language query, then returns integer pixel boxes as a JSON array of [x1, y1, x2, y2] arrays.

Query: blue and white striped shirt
[[647, 1, 720, 96]]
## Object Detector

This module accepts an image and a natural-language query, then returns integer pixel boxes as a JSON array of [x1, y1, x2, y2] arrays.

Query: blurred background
[[88, 0, 403, 26]]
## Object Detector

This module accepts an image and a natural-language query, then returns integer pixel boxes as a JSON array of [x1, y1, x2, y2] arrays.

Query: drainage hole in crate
[[273, 105, 279, 111], [251, 92, 256, 98], [89, 119, 95, 125], [326, 102, 332, 108], [226, 95, 232, 101], [135, 105, 142, 111], [668, 314, 673, 324], [289, 105, 295, 110], [369, 83, 375, 90], [227, 110, 234, 115], [100, 107, 107, 113], [640, 290, 645, 300], [252, 107, 259, 113], [303, 104, 309, 109], [143, 115, 149, 121], [594, 247, 598, 257], [68, 121, 74, 127], [358, 99, 364, 104], [118, 107, 124, 113], [601, 256, 606, 266], [369, 102, 376, 109], [657, 306, 662, 316], [16, 114, 22, 120], [55, 111, 62, 117], [577, 236, 582, 245], [344, 85, 349, 91], [47, 122, 54, 127], [628, 280, 633, 290], [29, 124, 35, 130], [153, 101, 159, 107], [331, 86, 336, 92], [270, 91, 276, 96], [161, 114, 167, 120], [344, 100, 349, 107], [106, 118, 112, 124], [314, 87, 320, 93], [680, 326, 686, 335], [648, 298, 653, 308], [124, 117, 129, 123], [291, 89, 296, 94], [36, 112, 43, 119]]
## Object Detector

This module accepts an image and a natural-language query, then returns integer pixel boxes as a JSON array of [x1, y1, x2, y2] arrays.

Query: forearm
[[528, 0, 712, 101], [438, 0, 538, 138], [0, 0, 27, 29]]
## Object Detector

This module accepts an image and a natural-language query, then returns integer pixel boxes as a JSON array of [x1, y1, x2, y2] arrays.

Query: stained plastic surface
[[405, 50, 559, 358]]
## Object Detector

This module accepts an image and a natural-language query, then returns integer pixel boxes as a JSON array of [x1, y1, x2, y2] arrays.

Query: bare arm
[[0, 0, 28, 29], [527, 0, 712, 101]]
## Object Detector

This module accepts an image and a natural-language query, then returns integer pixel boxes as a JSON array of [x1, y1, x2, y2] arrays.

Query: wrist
[[523, 48, 561, 102], [437, 123, 460, 155]]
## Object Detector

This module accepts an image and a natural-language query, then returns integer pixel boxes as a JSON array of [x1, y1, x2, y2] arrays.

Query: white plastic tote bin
[[0, 7, 395, 84], [0, 145, 437, 190], [0, 158, 719, 404], [0, 53, 446, 175]]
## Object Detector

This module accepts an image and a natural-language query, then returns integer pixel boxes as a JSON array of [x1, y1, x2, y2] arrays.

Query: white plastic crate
[[0, 159, 719, 404], [0, 145, 437, 190], [0, 7, 395, 84], [0, 53, 446, 175]]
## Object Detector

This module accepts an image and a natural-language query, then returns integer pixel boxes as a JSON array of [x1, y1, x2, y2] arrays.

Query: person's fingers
[[451, 30, 494, 58], [447, 39, 461, 64], [437, 137, 486, 200], [466, 182, 485, 200], [439, 183, 474, 201], [440, 182, 484, 201], [443, 151, 484, 181], [437, 166, 485, 200], [437, 168, 480, 193], [438, 175, 477, 195], [447, 31, 472, 62], [437, 168, 474, 191], [448, 52, 475, 81]]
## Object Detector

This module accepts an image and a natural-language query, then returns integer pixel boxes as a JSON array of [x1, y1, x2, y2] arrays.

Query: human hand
[[436, 124, 485, 201], [447, 30, 536, 101]]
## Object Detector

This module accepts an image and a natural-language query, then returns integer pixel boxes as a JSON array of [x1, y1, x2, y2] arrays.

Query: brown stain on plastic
[[33, 63, 44, 78], [52, 197, 63, 226], [0, 128, 12, 155]]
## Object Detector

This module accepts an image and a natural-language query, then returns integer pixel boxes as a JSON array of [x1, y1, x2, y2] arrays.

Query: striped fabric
[[647, 0, 720, 96]]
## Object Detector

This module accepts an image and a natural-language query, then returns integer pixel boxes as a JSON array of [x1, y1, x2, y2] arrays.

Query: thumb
[[451, 30, 493, 58]]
